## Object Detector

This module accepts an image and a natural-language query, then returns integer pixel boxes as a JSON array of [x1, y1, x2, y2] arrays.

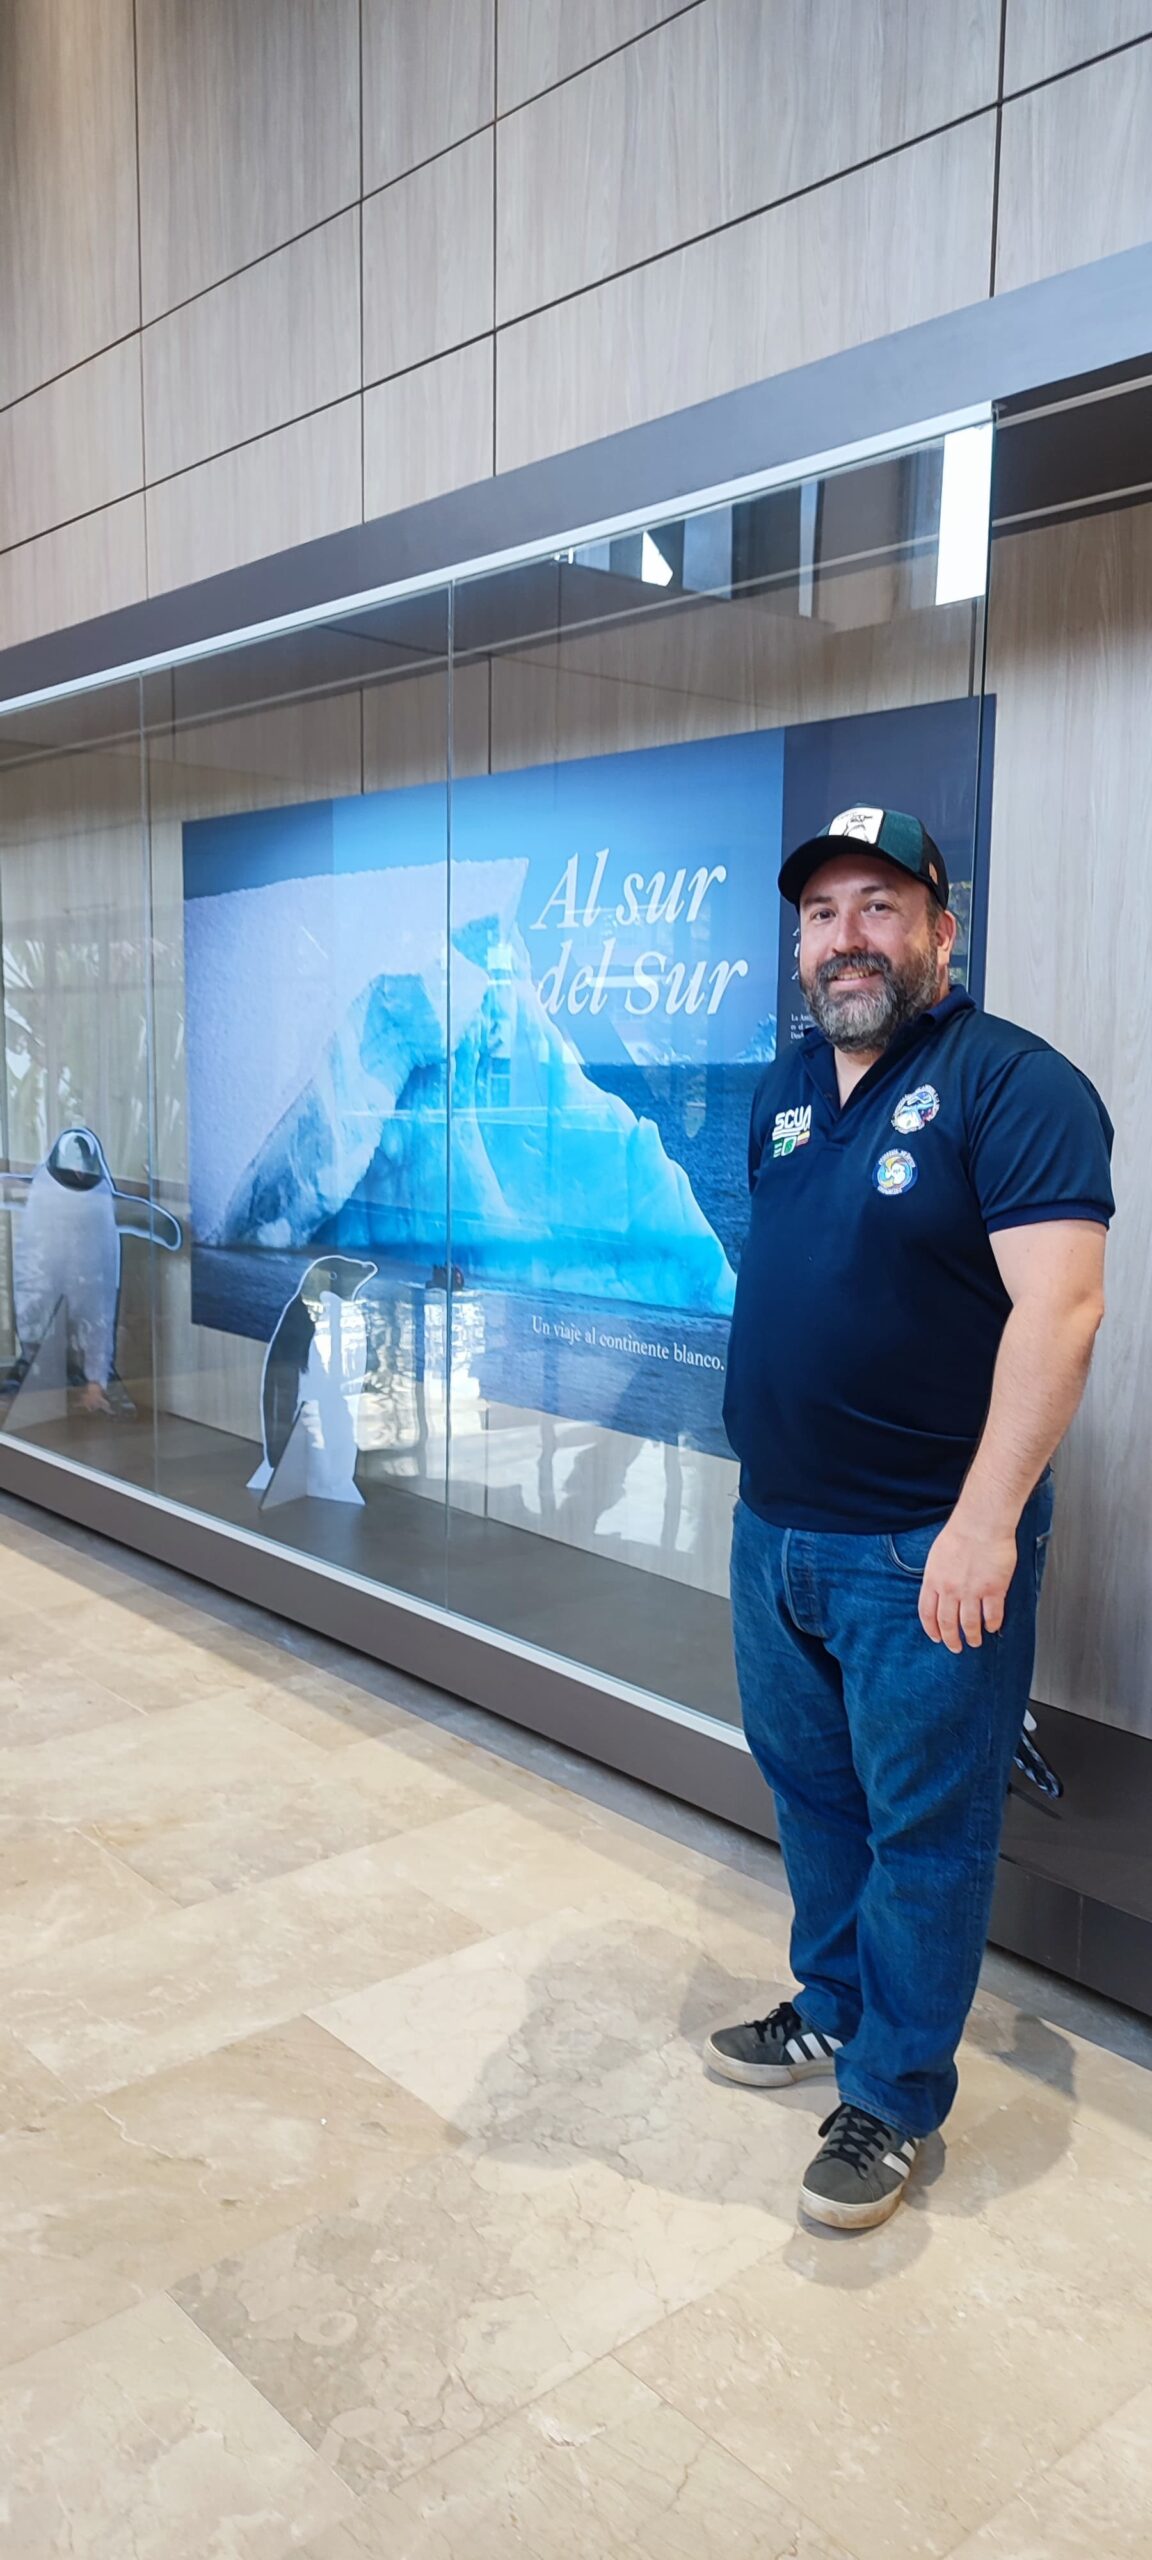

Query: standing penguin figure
[[249, 1256, 377, 1506], [5, 1128, 181, 1413]]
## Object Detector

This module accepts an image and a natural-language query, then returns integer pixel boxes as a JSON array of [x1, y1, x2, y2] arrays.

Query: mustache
[[814, 950, 898, 993]]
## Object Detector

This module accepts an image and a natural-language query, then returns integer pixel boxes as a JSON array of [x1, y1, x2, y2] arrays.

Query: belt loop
[[780, 1527, 797, 1626]]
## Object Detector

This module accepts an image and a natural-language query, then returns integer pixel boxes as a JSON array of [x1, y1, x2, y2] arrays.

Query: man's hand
[[917, 1220, 1106, 1653], [920, 1515, 1020, 1652]]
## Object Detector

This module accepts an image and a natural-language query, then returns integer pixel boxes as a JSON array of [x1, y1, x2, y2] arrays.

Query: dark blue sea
[[586, 1060, 760, 1270]]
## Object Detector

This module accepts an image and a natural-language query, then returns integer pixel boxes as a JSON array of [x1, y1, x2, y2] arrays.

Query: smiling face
[[797, 854, 957, 1055]]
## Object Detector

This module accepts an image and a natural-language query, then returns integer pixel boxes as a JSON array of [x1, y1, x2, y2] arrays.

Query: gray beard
[[803, 945, 942, 1053]]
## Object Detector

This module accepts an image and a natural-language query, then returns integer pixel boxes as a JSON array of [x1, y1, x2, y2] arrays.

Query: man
[[711, 807, 1113, 2230]]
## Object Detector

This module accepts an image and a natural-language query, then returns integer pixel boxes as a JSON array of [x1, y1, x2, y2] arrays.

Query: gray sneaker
[[706, 1999, 842, 2088], [800, 2102, 919, 2229]]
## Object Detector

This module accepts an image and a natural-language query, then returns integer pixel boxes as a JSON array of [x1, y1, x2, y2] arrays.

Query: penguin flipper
[[113, 1194, 183, 1251], [0, 1176, 31, 1213]]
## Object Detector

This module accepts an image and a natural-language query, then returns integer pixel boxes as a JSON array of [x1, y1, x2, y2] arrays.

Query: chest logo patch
[[873, 1148, 918, 1198], [892, 1083, 940, 1136], [772, 1104, 812, 1159]]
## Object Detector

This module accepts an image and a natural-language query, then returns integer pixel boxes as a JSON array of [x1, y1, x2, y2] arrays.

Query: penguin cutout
[[1, 1128, 182, 1415], [1010, 1705, 1064, 1813], [249, 1256, 378, 1509]]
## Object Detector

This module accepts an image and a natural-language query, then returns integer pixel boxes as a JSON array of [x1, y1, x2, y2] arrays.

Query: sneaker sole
[[798, 2178, 908, 2230], [705, 2040, 836, 2088]]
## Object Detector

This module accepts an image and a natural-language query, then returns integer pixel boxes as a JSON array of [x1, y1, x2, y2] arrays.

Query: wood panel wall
[[985, 505, 1152, 1739], [4, 0, 1152, 647]]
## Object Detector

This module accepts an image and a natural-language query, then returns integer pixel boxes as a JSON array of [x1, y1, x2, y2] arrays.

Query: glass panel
[[442, 430, 993, 1720], [0, 420, 994, 1748], [0, 680, 161, 1451], [138, 595, 453, 1586]]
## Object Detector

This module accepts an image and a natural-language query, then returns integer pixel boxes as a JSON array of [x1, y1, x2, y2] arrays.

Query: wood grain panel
[[488, 594, 973, 767], [363, 0, 495, 191], [363, 134, 494, 383], [497, 0, 1000, 321], [497, 116, 997, 470], [135, 0, 359, 321], [364, 342, 494, 518], [146, 701, 364, 826], [1004, 0, 1152, 90], [985, 508, 1152, 1737], [362, 661, 490, 789], [996, 43, 1152, 292], [0, 0, 139, 406], [0, 501, 147, 653], [0, 781, 152, 1186], [143, 214, 361, 483], [153, 1249, 265, 1441], [145, 402, 362, 596], [0, 343, 142, 552], [496, 0, 694, 113]]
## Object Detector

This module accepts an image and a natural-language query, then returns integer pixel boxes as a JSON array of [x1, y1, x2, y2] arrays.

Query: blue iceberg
[[186, 862, 736, 1317]]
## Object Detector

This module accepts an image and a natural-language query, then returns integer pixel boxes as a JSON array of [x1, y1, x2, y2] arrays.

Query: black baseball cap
[[778, 807, 950, 911]]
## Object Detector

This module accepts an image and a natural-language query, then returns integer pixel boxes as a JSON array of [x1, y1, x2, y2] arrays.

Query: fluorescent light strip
[[935, 421, 994, 605], [0, 402, 991, 721]]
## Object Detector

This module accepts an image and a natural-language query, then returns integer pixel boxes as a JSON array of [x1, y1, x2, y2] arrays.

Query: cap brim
[[777, 840, 949, 909], [776, 836, 833, 906]]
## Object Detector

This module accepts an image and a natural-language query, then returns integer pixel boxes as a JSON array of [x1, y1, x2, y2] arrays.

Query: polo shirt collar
[[800, 986, 975, 1112]]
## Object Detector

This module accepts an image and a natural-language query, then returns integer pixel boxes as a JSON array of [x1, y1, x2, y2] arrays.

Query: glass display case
[[0, 424, 993, 1736]]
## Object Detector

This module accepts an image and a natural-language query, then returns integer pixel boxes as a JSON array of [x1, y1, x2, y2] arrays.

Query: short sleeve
[[968, 1048, 1115, 1234]]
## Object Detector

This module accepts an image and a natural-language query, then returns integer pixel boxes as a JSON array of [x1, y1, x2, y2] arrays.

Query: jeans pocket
[[883, 1524, 940, 1579]]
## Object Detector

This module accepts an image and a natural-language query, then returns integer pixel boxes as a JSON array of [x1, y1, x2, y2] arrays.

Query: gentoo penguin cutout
[[249, 1256, 377, 1509], [2, 1128, 181, 1415]]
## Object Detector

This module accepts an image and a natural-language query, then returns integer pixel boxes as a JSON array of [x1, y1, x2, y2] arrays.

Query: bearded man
[[712, 808, 1113, 2229]]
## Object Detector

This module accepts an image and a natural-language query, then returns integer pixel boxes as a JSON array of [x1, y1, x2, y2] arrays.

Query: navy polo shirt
[[723, 990, 1114, 1532]]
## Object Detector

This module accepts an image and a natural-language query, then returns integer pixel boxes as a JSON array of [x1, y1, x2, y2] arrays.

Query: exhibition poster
[[183, 698, 989, 1456]]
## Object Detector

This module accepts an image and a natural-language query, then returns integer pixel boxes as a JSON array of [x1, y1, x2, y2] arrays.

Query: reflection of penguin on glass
[[3, 1128, 181, 1413], [249, 1256, 377, 1505]]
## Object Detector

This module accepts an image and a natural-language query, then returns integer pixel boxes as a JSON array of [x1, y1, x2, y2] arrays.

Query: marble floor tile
[[0, 1691, 333, 1830], [0, 2017, 455, 2364], [0, 2292, 357, 2557], [0, 1825, 177, 1974], [299, 2355, 852, 2559], [0, 1665, 149, 1746], [926, 2082, 1152, 2312], [0, 1842, 483, 2096], [219, 1670, 412, 1754], [315, 1900, 794, 2155], [948, 2378, 1152, 2557], [0, 1696, 480, 1902], [617, 2216, 1152, 2560], [173, 2134, 785, 2499], [0, 2027, 69, 2142], [93, 1727, 489, 1907], [965, 1987, 1152, 2163], [340, 1792, 789, 1938]]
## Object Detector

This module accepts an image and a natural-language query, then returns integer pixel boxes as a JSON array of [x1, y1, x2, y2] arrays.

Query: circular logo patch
[[873, 1148, 918, 1197], [892, 1083, 940, 1136]]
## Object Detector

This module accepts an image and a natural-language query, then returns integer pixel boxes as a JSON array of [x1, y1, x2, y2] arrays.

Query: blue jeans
[[730, 1477, 1054, 2138]]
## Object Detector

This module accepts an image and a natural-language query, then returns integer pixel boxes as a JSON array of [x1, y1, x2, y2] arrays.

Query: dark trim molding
[[3, 1435, 1150, 2020], [3, 240, 1152, 708]]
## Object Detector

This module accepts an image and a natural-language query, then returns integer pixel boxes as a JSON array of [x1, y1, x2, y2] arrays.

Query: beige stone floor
[[1, 1496, 1151, 2560]]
